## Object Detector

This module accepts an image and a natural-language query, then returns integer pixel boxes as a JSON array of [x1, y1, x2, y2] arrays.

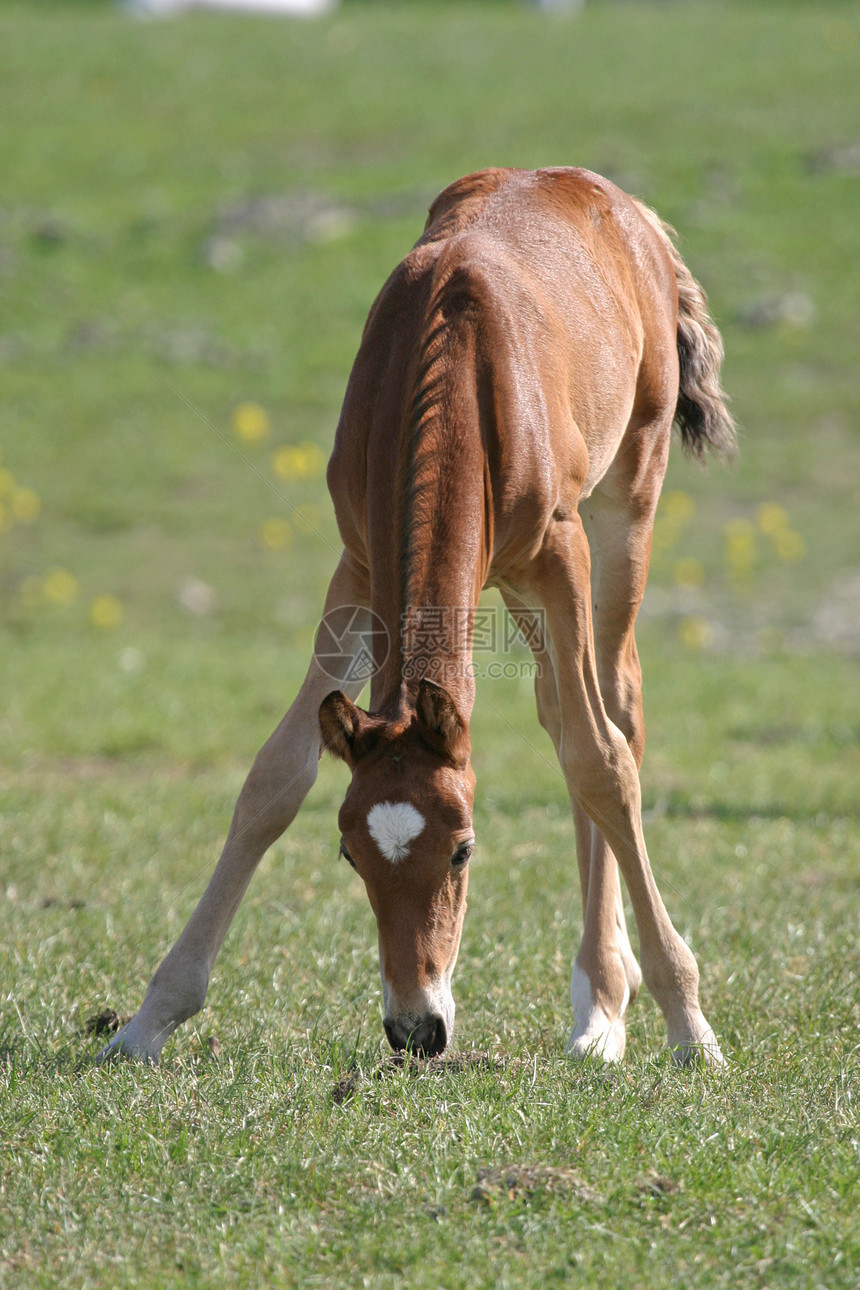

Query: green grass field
[[1, 1, 859, 1285]]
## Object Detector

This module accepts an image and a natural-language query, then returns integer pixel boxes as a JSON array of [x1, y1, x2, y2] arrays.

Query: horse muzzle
[[381, 977, 455, 1057], [383, 1011, 449, 1057]]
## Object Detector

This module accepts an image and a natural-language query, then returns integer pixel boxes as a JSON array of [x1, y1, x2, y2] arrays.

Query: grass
[[1, 1, 859, 1285]]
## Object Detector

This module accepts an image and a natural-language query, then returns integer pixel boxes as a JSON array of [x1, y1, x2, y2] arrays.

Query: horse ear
[[415, 679, 470, 766], [319, 691, 368, 767]]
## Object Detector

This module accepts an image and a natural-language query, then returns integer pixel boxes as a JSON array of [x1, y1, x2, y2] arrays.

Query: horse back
[[328, 168, 680, 573]]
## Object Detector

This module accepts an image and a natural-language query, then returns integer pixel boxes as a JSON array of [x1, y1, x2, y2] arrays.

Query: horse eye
[[451, 842, 473, 869], [340, 841, 357, 871]]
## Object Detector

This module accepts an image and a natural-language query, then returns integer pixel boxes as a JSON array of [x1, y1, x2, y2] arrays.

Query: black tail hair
[[635, 201, 737, 461]]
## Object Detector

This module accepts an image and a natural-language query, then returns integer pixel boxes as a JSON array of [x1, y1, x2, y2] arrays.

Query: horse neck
[[367, 418, 489, 720], [357, 253, 495, 721]]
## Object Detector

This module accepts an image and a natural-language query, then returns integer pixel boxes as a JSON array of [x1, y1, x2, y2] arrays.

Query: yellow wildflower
[[773, 529, 806, 563], [271, 443, 325, 481], [258, 517, 293, 551], [232, 402, 271, 444], [724, 518, 757, 580], [43, 568, 79, 605], [292, 502, 323, 534], [673, 557, 706, 589], [11, 488, 41, 524], [662, 490, 696, 526], [679, 615, 714, 651], [756, 502, 789, 535], [89, 594, 124, 631]]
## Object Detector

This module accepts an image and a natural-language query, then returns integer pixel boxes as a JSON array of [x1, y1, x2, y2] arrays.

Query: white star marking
[[367, 801, 426, 863]]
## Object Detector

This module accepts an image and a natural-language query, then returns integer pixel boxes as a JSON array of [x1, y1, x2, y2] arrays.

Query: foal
[[99, 167, 735, 1066]]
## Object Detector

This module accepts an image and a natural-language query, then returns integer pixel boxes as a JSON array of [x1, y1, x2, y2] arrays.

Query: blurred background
[[1, 0, 858, 767]]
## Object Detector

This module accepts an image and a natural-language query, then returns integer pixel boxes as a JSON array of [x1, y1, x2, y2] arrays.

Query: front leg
[[97, 553, 369, 1064]]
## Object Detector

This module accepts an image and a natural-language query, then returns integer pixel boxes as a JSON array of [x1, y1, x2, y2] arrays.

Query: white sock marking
[[567, 961, 629, 1063], [367, 801, 426, 863]]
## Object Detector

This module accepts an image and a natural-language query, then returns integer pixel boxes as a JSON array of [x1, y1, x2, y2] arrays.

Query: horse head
[[319, 679, 475, 1057]]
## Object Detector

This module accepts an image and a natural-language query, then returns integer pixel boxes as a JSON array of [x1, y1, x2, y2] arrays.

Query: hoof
[[93, 1016, 162, 1066], [566, 1017, 626, 1063], [667, 1017, 725, 1068]]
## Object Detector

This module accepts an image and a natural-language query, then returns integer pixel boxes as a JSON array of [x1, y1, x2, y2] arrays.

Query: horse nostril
[[423, 1014, 447, 1057], [383, 1018, 402, 1051]]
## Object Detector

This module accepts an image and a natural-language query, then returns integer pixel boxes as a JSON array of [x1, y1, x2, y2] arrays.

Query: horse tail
[[672, 245, 737, 461], [635, 201, 737, 461]]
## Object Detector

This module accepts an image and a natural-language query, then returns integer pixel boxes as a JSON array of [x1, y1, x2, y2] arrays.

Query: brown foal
[[99, 167, 735, 1067]]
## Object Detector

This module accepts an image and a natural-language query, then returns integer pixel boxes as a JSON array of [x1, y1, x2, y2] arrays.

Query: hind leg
[[98, 552, 371, 1064], [502, 590, 640, 1061], [561, 482, 662, 1060], [513, 512, 722, 1066], [569, 811, 642, 1061]]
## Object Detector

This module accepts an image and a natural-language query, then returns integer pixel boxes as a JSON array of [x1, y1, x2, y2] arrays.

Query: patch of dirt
[[3, 755, 207, 793], [332, 1049, 507, 1103], [212, 186, 434, 247], [812, 571, 860, 654], [471, 1165, 602, 1205], [635, 1171, 680, 1197], [331, 1072, 362, 1103], [808, 140, 860, 175], [738, 292, 815, 329], [390, 1049, 505, 1075], [39, 896, 85, 910], [84, 1008, 130, 1037]]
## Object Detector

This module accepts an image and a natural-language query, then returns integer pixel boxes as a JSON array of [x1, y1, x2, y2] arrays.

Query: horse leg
[[97, 552, 370, 1064], [567, 810, 644, 1060], [567, 484, 669, 1057], [521, 518, 722, 1065], [502, 587, 640, 1061]]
